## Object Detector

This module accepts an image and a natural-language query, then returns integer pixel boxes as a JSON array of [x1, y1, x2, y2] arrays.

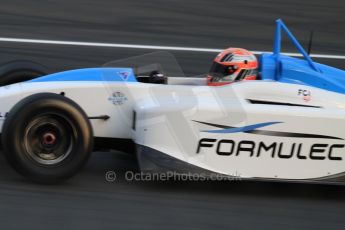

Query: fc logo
[[298, 89, 311, 102]]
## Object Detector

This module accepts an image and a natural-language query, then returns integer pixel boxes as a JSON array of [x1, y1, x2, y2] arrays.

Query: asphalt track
[[0, 0, 344, 229]]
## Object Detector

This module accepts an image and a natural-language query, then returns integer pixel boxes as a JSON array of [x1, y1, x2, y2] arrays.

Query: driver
[[207, 48, 258, 86]]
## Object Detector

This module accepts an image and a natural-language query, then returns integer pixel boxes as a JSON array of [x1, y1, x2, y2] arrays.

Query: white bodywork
[[2, 78, 345, 182]]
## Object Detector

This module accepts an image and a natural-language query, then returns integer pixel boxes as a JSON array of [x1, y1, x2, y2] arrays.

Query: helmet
[[207, 48, 258, 86]]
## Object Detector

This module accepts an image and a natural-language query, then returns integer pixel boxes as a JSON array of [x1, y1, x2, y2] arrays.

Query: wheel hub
[[42, 132, 57, 146], [24, 115, 74, 165]]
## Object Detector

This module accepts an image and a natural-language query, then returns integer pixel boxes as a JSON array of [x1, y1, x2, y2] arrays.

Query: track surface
[[0, 0, 344, 229]]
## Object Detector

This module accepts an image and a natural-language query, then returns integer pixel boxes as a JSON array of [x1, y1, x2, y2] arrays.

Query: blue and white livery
[[1, 20, 345, 184]]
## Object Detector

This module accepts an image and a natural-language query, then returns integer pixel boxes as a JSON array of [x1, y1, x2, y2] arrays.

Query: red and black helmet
[[207, 48, 258, 86]]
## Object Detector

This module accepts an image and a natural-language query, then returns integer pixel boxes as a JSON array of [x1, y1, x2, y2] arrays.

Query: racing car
[[1, 19, 345, 184]]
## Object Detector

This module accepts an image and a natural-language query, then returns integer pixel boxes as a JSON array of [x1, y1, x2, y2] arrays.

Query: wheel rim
[[23, 115, 75, 165]]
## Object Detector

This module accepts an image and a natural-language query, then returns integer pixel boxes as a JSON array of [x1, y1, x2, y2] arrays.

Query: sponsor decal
[[194, 120, 344, 161], [298, 89, 311, 102], [196, 138, 343, 161], [118, 71, 130, 81], [108, 92, 128, 105]]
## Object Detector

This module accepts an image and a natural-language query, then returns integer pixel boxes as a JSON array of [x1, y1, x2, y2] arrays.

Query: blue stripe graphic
[[28, 68, 137, 83], [202, 121, 282, 134]]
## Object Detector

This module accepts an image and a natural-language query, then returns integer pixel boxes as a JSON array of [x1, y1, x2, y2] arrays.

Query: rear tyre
[[0, 60, 50, 86], [2, 93, 93, 184]]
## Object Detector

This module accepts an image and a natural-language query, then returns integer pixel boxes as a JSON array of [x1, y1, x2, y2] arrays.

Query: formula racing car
[[0, 19, 345, 184]]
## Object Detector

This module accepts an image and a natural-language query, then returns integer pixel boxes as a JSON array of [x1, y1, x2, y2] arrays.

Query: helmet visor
[[208, 62, 237, 83]]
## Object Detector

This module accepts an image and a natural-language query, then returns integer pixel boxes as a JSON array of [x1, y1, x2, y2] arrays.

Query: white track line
[[0, 37, 344, 60]]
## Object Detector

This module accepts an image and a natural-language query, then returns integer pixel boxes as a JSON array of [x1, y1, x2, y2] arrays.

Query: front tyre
[[2, 93, 93, 184], [0, 60, 50, 86]]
